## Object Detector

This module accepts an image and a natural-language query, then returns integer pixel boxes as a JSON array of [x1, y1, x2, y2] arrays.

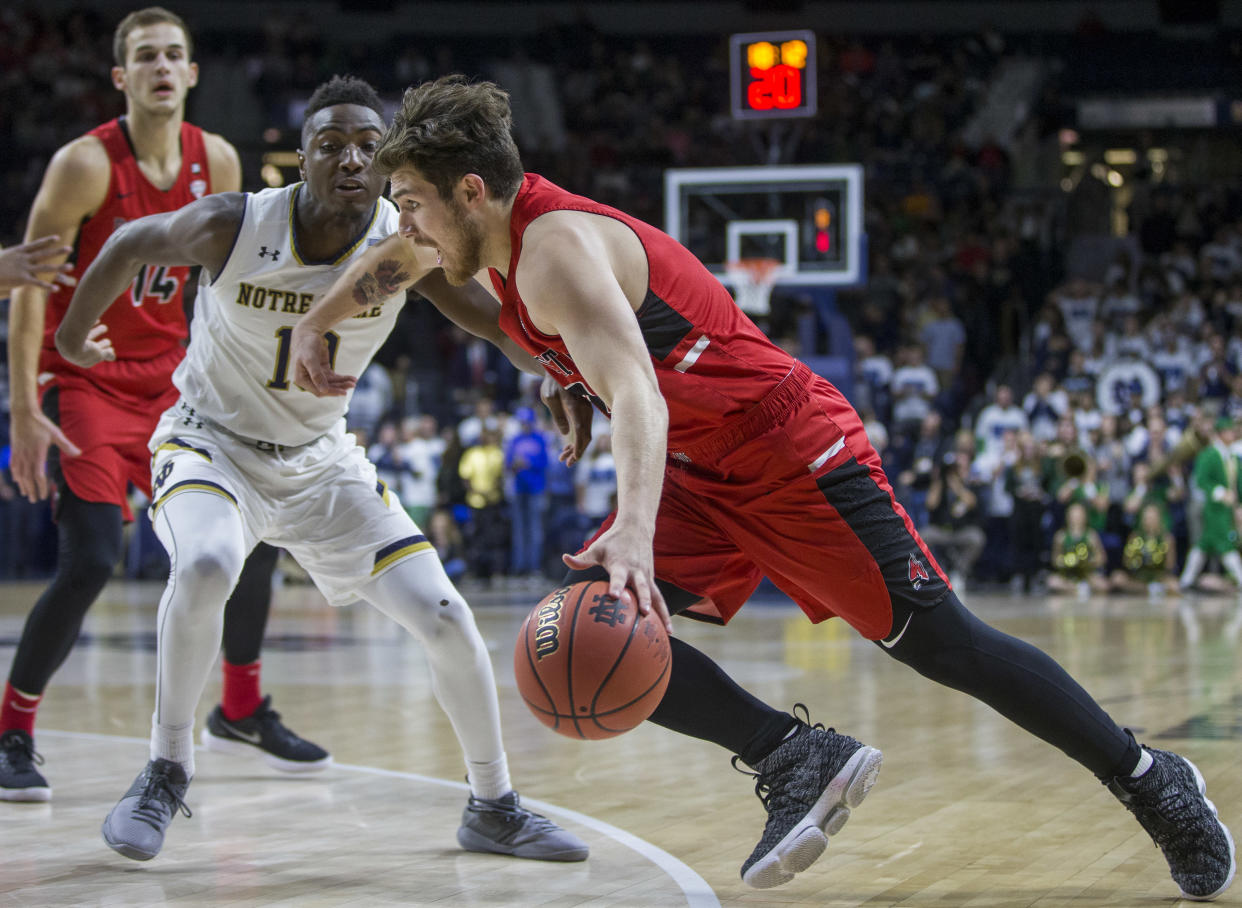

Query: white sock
[[466, 755, 511, 801], [1180, 547, 1206, 587], [1130, 748, 1154, 778], [1223, 550, 1242, 587], [151, 718, 195, 779]]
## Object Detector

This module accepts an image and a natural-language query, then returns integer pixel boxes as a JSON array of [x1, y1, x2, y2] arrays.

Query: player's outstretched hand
[[55, 321, 114, 369], [290, 323, 356, 397], [540, 374, 594, 466], [9, 409, 82, 502], [563, 520, 671, 632], [0, 235, 76, 293]]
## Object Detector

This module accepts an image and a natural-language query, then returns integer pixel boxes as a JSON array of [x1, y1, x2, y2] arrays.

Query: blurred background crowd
[[5, 0, 1242, 597]]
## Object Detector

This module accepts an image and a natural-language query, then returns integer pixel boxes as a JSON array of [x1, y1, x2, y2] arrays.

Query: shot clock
[[730, 30, 817, 120]]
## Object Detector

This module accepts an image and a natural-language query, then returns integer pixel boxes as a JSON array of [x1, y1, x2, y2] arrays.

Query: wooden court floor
[[0, 577, 1239, 907]]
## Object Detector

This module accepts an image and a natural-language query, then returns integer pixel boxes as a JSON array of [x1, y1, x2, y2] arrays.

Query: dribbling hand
[[563, 520, 672, 633]]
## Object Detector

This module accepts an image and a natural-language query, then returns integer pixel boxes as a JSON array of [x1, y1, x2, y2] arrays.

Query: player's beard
[[442, 200, 485, 286]]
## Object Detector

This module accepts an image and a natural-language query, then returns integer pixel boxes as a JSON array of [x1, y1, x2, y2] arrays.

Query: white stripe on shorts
[[674, 336, 710, 373], [808, 437, 846, 473]]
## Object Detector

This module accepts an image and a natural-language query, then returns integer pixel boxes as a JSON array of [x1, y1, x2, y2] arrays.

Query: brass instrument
[[1061, 449, 1088, 480]]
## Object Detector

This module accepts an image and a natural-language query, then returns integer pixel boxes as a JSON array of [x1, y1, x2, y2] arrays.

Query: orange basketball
[[514, 580, 671, 740]]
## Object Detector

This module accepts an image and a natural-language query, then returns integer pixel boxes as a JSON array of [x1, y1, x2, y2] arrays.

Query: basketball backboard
[[664, 164, 865, 288]]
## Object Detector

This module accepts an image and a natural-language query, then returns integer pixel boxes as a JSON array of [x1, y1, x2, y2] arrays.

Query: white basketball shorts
[[147, 403, 435, 606]]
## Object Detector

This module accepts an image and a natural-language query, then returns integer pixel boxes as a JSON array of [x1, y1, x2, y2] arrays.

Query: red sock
[[1, 683, 42, 736], [220, 660, 263, 721]]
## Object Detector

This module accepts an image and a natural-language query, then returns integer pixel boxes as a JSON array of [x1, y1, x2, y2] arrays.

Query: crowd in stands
[[6, 5, 1242, 595], [863, 173, 1242, 596]]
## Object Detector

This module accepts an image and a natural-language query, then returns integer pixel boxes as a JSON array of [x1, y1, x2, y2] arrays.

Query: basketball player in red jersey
[[289, 76, 1234, 901], [1, 6, 328, 802]]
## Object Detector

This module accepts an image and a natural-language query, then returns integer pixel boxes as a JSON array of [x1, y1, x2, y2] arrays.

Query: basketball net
[[725, 257, 781, 316]]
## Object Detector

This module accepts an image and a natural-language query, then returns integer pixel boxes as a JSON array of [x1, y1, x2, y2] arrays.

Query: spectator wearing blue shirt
[[504, 407, 549, 578]]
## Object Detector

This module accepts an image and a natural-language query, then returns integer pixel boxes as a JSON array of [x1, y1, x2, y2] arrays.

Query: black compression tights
[[8, 489, 123, 693], [648, 636, 798, 766], [221, 541, 278, 665], [645, 593, 1139, 780], [881, 592, 1139, 781], [8, 491, 279, 693]]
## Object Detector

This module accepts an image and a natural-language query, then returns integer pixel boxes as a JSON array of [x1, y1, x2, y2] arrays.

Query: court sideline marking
[[35, 728, 722, 908]]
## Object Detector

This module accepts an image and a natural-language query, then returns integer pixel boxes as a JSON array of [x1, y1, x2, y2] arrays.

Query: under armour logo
[[908, 553, 930, 590], [258, 246, 280, 260], [588, 594, 626, 627]]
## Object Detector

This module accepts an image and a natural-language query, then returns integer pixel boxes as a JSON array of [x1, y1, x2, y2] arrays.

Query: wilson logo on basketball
[[908, 553, 930, 590], [534, 588, 568, 660]]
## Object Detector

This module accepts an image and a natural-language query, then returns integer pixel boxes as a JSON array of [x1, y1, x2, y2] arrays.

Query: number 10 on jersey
[[268, 326, 340, 391]]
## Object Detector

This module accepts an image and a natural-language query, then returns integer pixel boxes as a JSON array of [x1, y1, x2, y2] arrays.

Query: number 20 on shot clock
[[730, 29, 817, 121]]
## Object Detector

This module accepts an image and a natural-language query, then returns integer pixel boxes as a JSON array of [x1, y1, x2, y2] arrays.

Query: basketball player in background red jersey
[[290, 76, 1234, 902], [1, 6, 328, 802]]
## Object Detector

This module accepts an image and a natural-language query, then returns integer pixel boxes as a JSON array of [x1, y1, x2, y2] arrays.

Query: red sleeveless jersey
[[491, 174, 797, 455], [39, 118, 211, 398]]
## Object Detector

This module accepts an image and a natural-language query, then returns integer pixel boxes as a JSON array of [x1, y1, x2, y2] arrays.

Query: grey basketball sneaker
[[0, 730, 50, 802], [1109, 747, 1236, 900], [736, 708, 883, 889], [457, 791, 589, 862], [101, 759, 191, 861]]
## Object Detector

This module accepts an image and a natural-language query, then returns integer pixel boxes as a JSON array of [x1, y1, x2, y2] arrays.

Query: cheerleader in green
[[1048, 502, 1111, 595], [1178, 416, 1242, 591], [1110, 502, 1179, 595]]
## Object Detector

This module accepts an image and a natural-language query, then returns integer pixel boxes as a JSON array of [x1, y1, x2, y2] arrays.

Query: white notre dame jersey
[[174, 183, 402, 445]]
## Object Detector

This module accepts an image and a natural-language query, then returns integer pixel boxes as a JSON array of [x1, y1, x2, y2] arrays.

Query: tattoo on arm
[[376, 259, 410, 295], [353, 272, 380, 306], [352, 259, 411, 307]]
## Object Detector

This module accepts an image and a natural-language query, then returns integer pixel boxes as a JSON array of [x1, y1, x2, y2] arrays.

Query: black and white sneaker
[[735, 707, 882, 889], [457, 791, 589, 862], [101, 759, 191, 861], [201, 696, 331, 773], [1109, 747, 1236, 900], [0, 730, 50, 802]]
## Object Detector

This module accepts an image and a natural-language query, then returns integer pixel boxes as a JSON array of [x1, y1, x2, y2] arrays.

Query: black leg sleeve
[[881, 592, 1140, 780], [648, 637, 798, 765], [220, 541, 279, 666], [8, 490, 123, 693]]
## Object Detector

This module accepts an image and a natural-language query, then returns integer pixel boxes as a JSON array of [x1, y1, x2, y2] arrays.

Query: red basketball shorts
[[41, 374, 180, 522], [585, 363, 950, 641]]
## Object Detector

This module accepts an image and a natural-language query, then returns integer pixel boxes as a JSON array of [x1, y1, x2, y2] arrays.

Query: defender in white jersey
[[148, 171, 411, 604], [54, 76, 589, 866]]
